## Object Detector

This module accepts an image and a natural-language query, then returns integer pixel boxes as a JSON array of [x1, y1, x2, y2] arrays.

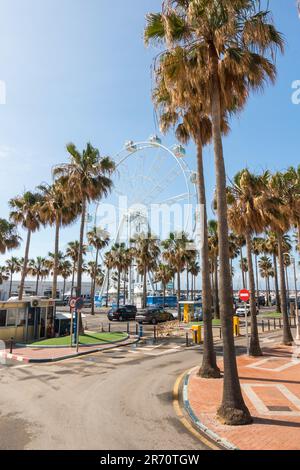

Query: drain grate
[[267, 405, 292, 412]]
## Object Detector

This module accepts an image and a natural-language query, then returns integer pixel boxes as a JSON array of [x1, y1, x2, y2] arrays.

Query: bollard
[[219, 327, 222, 339], [139, 324, 143, 338], [233, 316, 240, 337], [127, 322, 130, 334], [9, 337, 14, 354], [191, 325, 202, 344], [262, 319, 264, 333], [268, 319, 270, 331], [108, 323, 111, 333], [274, 318, 276, 330], [153, 326, 157, 343], [135, 323, 138, 336], [101, 322, 104, 333], [279, 318, 282, 329], [186, 332, 189, 347]]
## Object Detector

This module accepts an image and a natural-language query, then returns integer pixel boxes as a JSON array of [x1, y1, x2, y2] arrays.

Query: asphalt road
[[0, 341, 210, 450]]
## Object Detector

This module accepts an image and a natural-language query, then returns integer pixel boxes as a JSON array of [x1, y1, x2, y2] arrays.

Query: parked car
[[136, 307, 174, 325], [235, 304, 259, 317], [107, 305, 137, 322], [258, 295, 266, 307]]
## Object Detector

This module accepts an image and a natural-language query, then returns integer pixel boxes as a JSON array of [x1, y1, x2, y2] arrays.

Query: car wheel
[[119, 315, 123, 322]]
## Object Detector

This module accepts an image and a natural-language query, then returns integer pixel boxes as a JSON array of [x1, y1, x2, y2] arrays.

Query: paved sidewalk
[[187, 340, 300, 450], [0, 336, 137, 363]]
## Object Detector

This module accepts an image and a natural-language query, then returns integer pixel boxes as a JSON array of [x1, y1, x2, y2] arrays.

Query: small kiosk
[[0, 298, 55, 344], [178, 300, 203, 323]]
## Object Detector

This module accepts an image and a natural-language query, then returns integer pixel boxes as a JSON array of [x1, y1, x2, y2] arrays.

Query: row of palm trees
[[144, 0, 289, 425]]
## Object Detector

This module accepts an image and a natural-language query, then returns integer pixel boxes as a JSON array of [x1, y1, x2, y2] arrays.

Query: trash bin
[[191, 325, 202, 344]]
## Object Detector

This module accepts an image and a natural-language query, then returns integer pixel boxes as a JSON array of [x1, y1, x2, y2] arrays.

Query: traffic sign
[[69, 298, 76, 309], [239, 289, 250, 302]]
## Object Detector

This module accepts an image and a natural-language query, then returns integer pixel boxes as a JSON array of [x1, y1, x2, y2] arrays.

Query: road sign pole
[[76, 310, 80, 353], [245, 301, 249, 355]]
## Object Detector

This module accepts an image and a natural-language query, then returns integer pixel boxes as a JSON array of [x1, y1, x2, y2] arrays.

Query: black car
[[107, 305, 137, 322], [135, 307, 174, 325]]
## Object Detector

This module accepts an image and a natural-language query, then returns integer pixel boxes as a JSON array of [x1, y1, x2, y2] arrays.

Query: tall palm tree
[[267, 172, 294, 344], [9, 191, 44, 300], [252, 237, 265, 305], [132, 233, 160, 309], [239, 258, 248, 289], [228, 170, 278, 355], [154, 263, 174, 307], [53, 143, 115, 298], [259, 256, 274, 304], [87, 227, 110, 314], [188, 260, 200, 301], [38, 180, 80, 299], [145, 0, 283, 426], [104, 251, 115, 308], [5, 256, 22, 297], [28, 257, 49, 295]]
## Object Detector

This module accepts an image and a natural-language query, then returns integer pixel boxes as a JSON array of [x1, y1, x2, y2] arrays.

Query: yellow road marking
[[173, 369, 220, 451]]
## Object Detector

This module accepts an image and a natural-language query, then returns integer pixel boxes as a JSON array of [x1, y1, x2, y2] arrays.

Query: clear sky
[[0, 0, 299, 288]]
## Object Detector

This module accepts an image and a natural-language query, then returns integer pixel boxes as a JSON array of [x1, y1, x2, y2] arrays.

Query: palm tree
[[154, 263, 174, 307], [86, 261, 104, 305], [252, 237, 265, 306], [59, 259, 73, 299], [53, 143, 115, 298], [28, 257, 49, 295], [188, 260, 200, 301], [228, 170, 274, 356], [87, 227, 110, 314], [66, 241, 87, 294], [0, 219, 21, 255], [239, 258, 249, 289], [259, 256, 274, 304], [267, 172, 294, 344], [38, 180, 80, 299], [132, 233, 160, 309], [104, 251, 115, 307], [145, 0, 283, 426], [162, 232, 190, 308], [5, 256, 22, 297], [110, 243, 131, 308], [9, 191, 44, 300], [0, 267, 9, 286]]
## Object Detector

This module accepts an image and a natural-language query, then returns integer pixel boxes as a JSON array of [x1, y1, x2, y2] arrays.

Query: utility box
[[191, 325, 202, 344]]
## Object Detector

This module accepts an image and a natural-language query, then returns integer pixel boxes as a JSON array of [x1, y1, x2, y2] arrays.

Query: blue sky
[[0, 0, 299, 288]]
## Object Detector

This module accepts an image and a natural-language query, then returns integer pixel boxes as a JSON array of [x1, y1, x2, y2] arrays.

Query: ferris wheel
[[86, 135, 198, 303]]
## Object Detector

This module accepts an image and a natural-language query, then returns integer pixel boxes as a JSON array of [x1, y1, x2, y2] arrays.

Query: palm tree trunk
[[62, 278, 66, 299], [163, 284, 166, 308], [35, 273, 40, 296], [285, 266, 290, 303], [91, 248, 99, 315], [52, 217, 60, 299], [277, 233, 293, 344], [240, 249, 245, 289], [106, 268, 110, 307], [210, 45, 251, 425], [143, 265, 147, 309], [71, 260, 76, 294], [214, 257, 220, 320], [186, 266, 189, 300], [196, 139, 220, 378], [19, 229, 31, 300], [9, 272, 13, 298], [76, 196, 86, 298], [117, 268, 121, 308], [273, 253, 281, 313], [245, 233, 262, 356], [255, 254, 259, 309]]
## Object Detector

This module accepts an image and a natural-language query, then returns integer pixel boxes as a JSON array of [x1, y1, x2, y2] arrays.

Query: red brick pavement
[[188, 342, 300, 450]]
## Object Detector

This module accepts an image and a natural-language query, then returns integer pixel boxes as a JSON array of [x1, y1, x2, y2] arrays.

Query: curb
[[182, 368, 239, 451], [0, 336, 140, 364]]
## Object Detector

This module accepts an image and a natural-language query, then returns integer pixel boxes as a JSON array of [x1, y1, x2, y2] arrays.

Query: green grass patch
[[259, 311, 283, 319], [30, 331, 127, 346], [189, 319, 221, 327]]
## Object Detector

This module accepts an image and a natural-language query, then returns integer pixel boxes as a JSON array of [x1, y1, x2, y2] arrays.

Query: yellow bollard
[[191, 325, 202, 344], [183, 304, 190, 324], [233, 316, 240, 337]]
